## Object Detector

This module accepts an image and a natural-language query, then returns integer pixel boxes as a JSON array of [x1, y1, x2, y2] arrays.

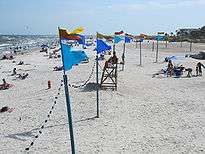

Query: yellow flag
[[70, 27, 84, 34], [97, 32, 113, 40]]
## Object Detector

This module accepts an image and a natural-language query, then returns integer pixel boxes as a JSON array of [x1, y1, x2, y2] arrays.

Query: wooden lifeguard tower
[[100, 54, 118, 90]]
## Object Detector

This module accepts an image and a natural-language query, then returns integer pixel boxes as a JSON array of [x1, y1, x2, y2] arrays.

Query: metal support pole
[[152, 41, 154, 51], [113, 43, 115, 54], [96, 55, 99, 118], [190, 41, 192, 52], [63, 75, 76, 154], [122, 42, 125, 70], [156, 39, 159, 62], [58, 27, 76, 154], [140, 41, 142, 66]]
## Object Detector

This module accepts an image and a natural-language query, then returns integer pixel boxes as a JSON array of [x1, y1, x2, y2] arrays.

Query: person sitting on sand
[[11, 68, 17, 76], [167, 60, 174, 77], [17, 61, 24, 65], [0, 106, 15, 113], [53, 66, 63, 71], [185, 68, 192, 77], [0, 79, 9, 90], [196, 62, 205, 76], [17, 73, 29, 80]]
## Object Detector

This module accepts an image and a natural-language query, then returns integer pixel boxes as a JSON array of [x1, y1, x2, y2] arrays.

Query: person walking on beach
[[167, 60, 174, 77], [196, 62, 205, 76]]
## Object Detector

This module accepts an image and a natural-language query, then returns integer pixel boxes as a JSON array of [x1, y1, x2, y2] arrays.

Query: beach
[[0, 40, 205, 154]]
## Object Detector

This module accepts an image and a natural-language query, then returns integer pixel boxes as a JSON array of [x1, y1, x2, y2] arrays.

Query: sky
[[0, 0, 205, 35]]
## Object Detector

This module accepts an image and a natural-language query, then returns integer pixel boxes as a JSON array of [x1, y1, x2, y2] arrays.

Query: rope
[[25, 80, 64, 151], [68, 61, 96, 88]]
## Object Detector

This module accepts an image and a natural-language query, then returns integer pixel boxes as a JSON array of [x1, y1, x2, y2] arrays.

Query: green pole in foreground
[[63, 74, 76, 154], [96, 54, 99, 118], [58, 27, 75, 154]]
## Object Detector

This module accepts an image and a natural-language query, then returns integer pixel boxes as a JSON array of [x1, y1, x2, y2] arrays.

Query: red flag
[[115, 30, 124, 35], [59, 29, 81, 41]]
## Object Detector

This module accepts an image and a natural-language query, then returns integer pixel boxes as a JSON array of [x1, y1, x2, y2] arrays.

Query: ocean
[[0, 35, 58, 53]]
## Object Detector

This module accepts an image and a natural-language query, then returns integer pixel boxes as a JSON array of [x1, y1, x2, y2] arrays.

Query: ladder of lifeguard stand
[[100, 64, 118, 90]]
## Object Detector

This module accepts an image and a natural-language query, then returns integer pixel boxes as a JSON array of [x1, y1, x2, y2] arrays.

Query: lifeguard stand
[[100, 60, 118, 90]]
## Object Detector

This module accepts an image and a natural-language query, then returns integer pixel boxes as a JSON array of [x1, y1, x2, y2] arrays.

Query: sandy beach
[[0, 41, 205, 154]]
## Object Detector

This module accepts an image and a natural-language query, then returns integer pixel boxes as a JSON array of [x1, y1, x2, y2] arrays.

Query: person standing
[[167, 60, 174, 77], [196, 62, 205, 76]]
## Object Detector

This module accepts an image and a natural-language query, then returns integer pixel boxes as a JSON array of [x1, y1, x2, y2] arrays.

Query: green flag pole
[[152, 41, 154, 51], [113, 35, 116, 54], [96, 34, 99, 118], [58, 27, 75, 154], [136, 40, 138, 48], [190, 41, 192, 52], [156, 38, 159, 63], [140, 41, 142, 66], [122, 40, 125, 70]]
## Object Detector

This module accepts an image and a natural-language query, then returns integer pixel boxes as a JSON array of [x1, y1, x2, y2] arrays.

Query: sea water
[[0, 35, 58, 53]]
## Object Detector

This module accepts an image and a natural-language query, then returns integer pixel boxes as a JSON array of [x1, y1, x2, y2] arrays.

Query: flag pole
[[58, 27, 76, 154], [96, 33, 99, 118], [136, 39, 138, 48], [113, 36, 116, 54], [152, 41, 154, 51], [122, 37, 126, 70], [140, 41, 142, 66], [190, 40, 192, 52], [156, 37, 159, 63]]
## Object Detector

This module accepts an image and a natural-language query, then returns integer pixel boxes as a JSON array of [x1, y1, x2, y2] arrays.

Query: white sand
[[0, 41, 205, 154]]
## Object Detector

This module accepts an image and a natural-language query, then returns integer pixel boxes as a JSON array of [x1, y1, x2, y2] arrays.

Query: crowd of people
[[153, 59, 205, 78]]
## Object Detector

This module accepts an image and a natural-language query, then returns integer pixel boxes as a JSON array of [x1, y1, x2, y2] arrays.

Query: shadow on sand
[[4, 116, 97, 141]]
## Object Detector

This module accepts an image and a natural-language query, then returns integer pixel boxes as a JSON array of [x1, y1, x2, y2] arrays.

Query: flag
[[139, 38, 144, 42], [59, 28, 81, 41], [156, 35, 165, 41], [114, 36, 123, 43], [61, 42, 88, 71], [70, 27, 84, 34], [125, 36, 131, 43], [97, 32, 113, 40], [77, 34, 85, 45], [115, 30, 124, 35], [125, 33, 135, 38], [96, 39, 111, 54]]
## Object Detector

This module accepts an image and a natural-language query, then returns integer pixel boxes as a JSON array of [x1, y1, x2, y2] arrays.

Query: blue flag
[[139, 38, 144, 42], [114, 36, 123, 43], [96, 39, 111, 54], [61, 42, 88, 71], [125, 36, 131, 43], [77, 34, 85, 45]]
